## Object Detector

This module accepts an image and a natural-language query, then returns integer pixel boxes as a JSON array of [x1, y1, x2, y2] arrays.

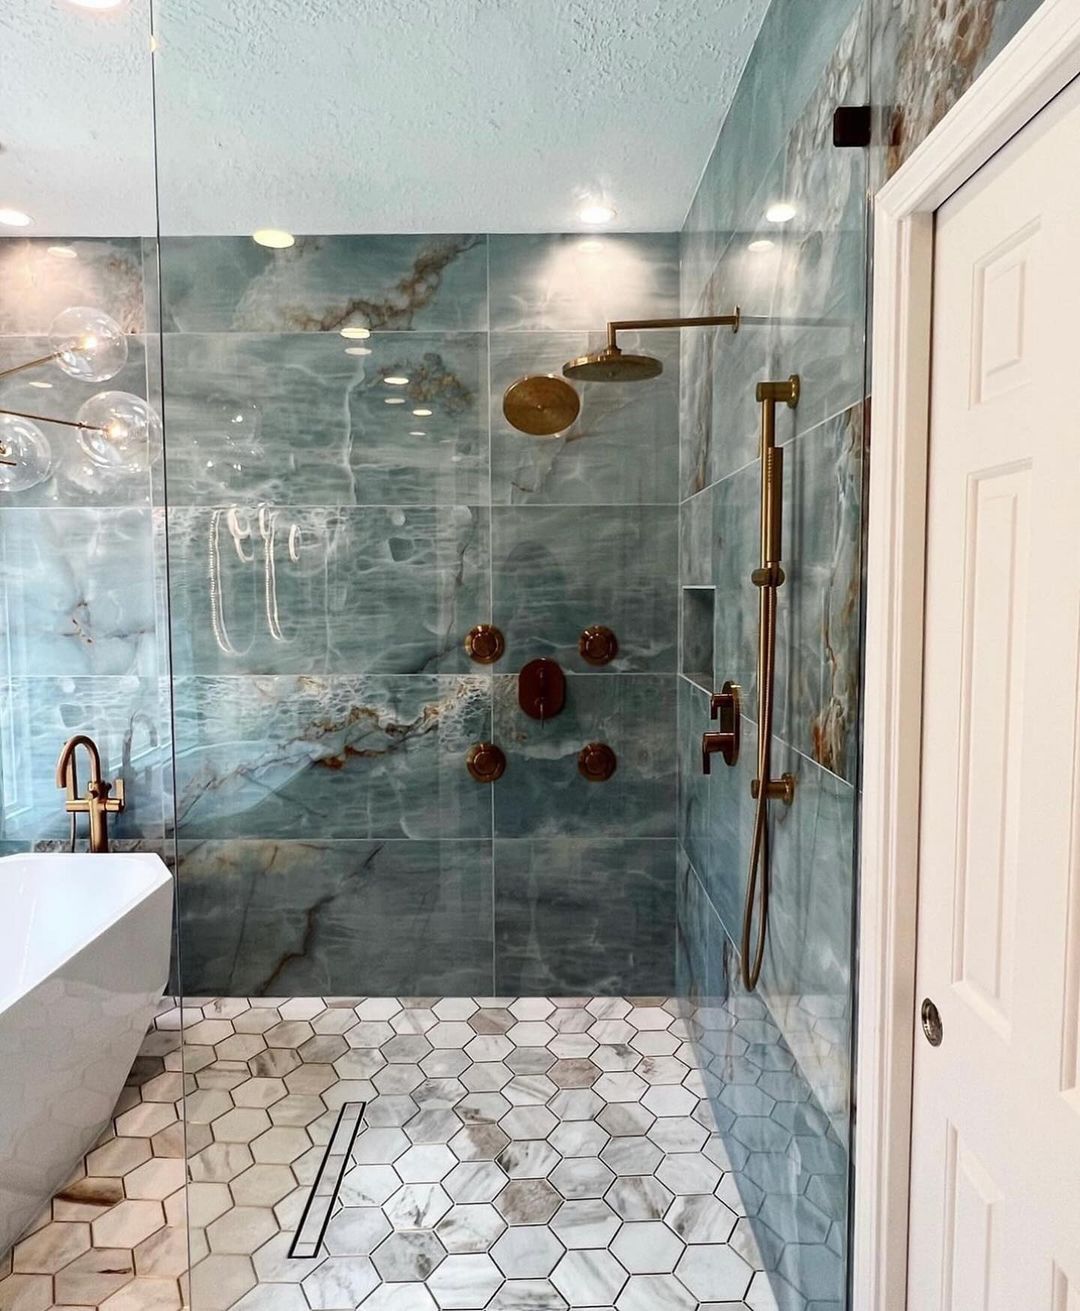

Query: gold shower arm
[[605, 309, 742, 351]]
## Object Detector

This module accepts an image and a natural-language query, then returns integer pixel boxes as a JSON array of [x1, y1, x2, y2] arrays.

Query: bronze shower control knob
[[578, 741, 617, 782], [579, 625, 618, 666], [465, 623, 505, 664], [466, 742, 506, 782]]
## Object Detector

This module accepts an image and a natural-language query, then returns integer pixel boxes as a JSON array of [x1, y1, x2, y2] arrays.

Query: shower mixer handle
[[702, 681, 741, 773]]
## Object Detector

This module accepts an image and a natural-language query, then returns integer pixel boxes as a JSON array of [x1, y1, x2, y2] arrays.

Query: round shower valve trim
[[465, 623, 505, 664]]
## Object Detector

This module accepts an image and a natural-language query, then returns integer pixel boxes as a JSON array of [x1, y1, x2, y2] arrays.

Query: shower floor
[[0, 996, 771, 1311]]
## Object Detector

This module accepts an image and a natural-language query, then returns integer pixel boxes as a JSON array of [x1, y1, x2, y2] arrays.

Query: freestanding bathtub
[[0, 852, 173, 1256]]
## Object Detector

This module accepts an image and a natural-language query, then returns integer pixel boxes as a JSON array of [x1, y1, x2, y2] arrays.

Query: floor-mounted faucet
[[55, 735, 125, 853]]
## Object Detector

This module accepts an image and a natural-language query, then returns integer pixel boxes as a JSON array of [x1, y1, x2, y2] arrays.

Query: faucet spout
[[55, 734, 125, 854]]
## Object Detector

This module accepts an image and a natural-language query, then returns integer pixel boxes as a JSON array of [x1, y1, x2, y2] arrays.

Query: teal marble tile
[[160, 331, 487, 505], [171, 673, 492, 841], [681, 0, 863, 312], [870, 0, 1047, 187], [159, 234, 487, 333], [166, 504, 488, 676], [0, 676, 170, 843], [0, 335, 153, 508], [492, 674, 676, 839], [0, 508, 157, 677], [0, 237, 146, 334], [781, 404, 864, 781], [176, 838, 494, 996], [492, 505, 678, 673], [677, 676, 756, 943], [488, 233, 678, 331], [493, 838, 675, 994], [490, 329, 679, 505]]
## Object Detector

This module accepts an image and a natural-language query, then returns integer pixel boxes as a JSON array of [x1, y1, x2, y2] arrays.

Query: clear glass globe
[[76, 390, 161, 472], [0, 414, 53, 492], [49, 306, 128, 382]]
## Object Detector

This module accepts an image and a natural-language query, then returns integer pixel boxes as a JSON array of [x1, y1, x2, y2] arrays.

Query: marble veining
[[171, 675, 492, 841], [159, 235, 488, 334]]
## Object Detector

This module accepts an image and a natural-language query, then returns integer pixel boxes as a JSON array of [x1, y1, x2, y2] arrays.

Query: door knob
[[920, 997, 943, 1047]]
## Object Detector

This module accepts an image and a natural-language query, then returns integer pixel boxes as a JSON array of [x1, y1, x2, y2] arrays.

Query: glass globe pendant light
[[75, 390, 161, 472], [48, 306, 128, 381], [0, 414, 53, 491]]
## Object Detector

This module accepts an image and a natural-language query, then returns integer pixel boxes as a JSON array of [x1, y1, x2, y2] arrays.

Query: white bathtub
[[0, 852, 173, 1255]]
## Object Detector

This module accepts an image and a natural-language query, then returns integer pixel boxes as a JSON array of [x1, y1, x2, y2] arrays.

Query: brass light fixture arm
[[741, 374, 799, 992], [0, 406, 105, 432], [0, 350, 63, 383]]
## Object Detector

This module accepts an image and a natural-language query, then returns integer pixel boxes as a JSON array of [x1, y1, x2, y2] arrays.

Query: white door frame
[[853, 2, 1080, 1306]]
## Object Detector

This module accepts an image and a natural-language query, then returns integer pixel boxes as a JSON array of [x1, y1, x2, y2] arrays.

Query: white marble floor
[[0, 996, 775, 1311]]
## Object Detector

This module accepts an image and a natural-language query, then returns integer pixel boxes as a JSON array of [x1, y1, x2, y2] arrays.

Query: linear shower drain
[[287, 1100, 365, 1259]]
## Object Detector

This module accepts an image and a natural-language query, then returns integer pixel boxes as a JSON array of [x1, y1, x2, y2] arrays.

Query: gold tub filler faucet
[[55, 734, 125, 853]]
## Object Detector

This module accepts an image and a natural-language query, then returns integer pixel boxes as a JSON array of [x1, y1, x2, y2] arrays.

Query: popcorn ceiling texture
[[1, 0, 770, 236]]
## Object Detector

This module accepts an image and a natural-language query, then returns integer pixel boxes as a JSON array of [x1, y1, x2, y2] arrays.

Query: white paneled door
[[908, 74, 1080, 1307]]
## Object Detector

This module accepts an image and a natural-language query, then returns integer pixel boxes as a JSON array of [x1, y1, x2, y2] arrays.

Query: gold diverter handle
[[741, 376, 799, 991]]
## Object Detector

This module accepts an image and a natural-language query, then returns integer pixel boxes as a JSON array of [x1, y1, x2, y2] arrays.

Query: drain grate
[[287, 1100, 365, 1259]]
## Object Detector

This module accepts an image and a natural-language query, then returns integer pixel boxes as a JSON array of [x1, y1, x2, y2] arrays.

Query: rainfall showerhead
[[562, 345, 663, 383]]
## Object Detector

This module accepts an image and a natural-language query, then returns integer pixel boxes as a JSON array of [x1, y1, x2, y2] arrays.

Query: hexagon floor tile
[[0, 997, 770, 1310]]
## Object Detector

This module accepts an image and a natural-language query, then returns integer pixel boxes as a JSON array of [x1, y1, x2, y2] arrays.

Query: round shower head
[[562, 344, 663, 383], [503, 374, 581, 436]]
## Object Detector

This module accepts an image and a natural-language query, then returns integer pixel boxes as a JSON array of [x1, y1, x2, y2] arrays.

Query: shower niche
[[682, 584, 716, 686]]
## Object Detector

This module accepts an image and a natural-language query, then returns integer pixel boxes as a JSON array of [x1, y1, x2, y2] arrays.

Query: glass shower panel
[[676, 0, 870, 1307]]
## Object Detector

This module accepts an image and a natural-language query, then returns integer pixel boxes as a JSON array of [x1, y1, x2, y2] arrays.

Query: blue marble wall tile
[[488, 234, 679, 331], [166, 504, 488, 676], [680, 0, 862, 313], [870, 0, 1046, 186], [172, 673, 491, 841], [492, 505, 678, 672], [160, 331, 487, 506], [677, 677, 756, 942], [0, 675, 169, 843], [675, 844, 721, 1011], [781, 404, 864, 781], [0, 335, 153, 508], [176, 838, 494, 996], [0, 238, 147, 334], [0, 508, 157, 678], [489, 329, 679, 505], [158, 235, 488, 333], [494, 838, 675, 994], [493, 674, 676, 840]]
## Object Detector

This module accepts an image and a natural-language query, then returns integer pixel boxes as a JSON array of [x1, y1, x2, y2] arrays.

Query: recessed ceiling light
[[384, 375, 409, 386], [409, 430, 427, 437], [47, 245, 78, 260], [748, 239, 776, 253], [579, 203, 617, 225], [252, 228, 295, 249], [384, 397, 405, 405], [0, 208, 32, 228], [340, 326, 371, 340], [29, 380, 53, 389], [765, 202, 797, 223], [412, 408, 433, 417], [345, 346, 371, 356]]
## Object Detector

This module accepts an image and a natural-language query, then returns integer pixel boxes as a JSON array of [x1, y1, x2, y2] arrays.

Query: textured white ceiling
[[0, 0, 769, 237]]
